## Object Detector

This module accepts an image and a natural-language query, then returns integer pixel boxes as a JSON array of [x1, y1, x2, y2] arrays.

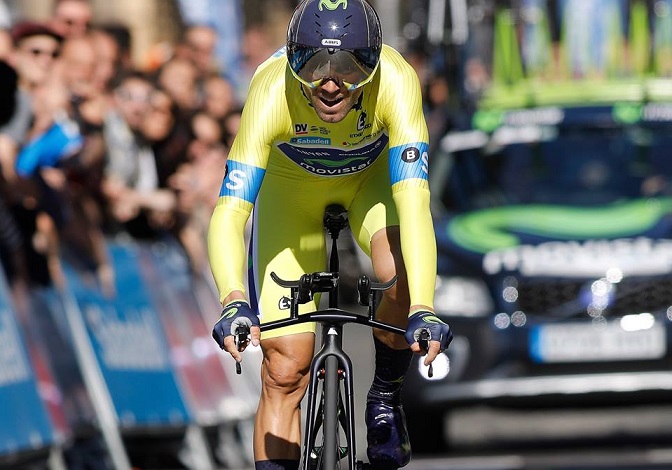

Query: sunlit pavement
[[407, 447, 672, 470], [343, 320, 672, 470], [228, 447, 672, 470]]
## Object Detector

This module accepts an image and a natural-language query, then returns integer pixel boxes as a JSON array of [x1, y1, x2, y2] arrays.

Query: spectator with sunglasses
[[0, 21, 68, 291], [1, 22, 63, 178]]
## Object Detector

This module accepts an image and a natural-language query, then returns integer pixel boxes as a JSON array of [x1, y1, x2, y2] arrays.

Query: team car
[[398, 0, 672, 452], [402, 98, 672, 451]]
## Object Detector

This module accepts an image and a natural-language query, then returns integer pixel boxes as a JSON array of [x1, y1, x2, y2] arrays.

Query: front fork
[[303, 323, 357, 470]]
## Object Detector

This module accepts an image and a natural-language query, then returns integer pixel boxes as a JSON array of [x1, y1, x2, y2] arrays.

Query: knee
[[261, 354, 310, 399]]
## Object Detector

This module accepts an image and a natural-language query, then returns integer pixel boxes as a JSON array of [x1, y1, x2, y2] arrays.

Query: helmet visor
[[288, 44, 379, 91]]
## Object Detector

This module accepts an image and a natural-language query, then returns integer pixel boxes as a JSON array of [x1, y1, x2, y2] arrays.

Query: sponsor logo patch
[[290, 137, 332, 145], [278, 133, 389, 176], [322, 38, 342, 47], [319, 0, 348, 11], [278, 297, 291, 310], [401, 147, 421, 163]]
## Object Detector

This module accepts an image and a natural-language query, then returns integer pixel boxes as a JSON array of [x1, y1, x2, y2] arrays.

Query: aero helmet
[[287, 0, 383, 91]]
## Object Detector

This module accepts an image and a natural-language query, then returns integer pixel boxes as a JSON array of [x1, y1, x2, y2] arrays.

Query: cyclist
[[209, 1, 452, 469]]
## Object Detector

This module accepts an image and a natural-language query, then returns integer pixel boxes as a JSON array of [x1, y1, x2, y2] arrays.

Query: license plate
[[530, 321, 667, 363]]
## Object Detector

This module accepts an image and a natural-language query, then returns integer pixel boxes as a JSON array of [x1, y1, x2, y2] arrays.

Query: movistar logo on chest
[[278, 133, 389, 177], [319, 0, 347, 10], [303, 155, 372, 175]]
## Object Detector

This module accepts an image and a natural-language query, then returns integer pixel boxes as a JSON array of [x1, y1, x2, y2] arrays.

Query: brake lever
[[418, 329, 434, 378], [234, 325, 250, 375]]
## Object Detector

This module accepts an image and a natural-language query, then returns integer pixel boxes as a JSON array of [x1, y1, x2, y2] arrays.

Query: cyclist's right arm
[[207, 53, 290, 359]]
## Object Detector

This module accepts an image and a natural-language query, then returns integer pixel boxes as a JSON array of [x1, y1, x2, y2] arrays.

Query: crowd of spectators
[[0, 0, 454, 308], [0, 0, 248, 300]]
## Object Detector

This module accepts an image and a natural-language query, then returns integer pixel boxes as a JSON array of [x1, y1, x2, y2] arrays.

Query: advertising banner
[[135, 240, 244, 425], [0, 271, 56, 456], [62, 241, 191, 430], [26, 286, 97, 435]]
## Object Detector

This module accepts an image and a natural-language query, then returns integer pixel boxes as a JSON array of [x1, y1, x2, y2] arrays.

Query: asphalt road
[[339, 311, 672, 470], [405, 448, 672, 470]]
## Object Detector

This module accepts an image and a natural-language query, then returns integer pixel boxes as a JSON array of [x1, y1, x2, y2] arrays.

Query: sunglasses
[[25, 48, 60, 59], [61, 17, 91, 28], [288, 46, 379, 91], [115, 88, 150, 103]]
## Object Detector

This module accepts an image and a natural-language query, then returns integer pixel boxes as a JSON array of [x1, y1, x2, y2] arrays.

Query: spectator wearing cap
[[0, 21, 63, 184], [0, 21, 67, 290]]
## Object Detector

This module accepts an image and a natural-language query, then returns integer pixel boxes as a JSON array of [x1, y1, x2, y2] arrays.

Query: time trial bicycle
[[234, 204, 432, 470]]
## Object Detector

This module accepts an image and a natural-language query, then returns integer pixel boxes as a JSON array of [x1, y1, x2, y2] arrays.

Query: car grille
[[515, 277, 672, 318]]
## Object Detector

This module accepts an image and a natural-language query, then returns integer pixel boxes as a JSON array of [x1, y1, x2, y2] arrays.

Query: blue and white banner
[[135, 241, 236, 424], [0, 236, 259, 465], [0, 271, 56, 456], [62, 242, 192, 429]]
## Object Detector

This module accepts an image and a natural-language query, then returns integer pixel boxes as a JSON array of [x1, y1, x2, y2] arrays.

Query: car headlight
[[434, 275, 493, 317], [417, 352, 450, 381], [415, 335, 470, 382]]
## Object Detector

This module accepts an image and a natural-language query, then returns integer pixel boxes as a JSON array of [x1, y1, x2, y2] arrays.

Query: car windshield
[[435, 111, 672, 213]]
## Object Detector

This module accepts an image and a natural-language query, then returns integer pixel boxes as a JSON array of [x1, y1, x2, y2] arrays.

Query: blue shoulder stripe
[[388, 142, 429, 185], [218, 160, 266, 204]]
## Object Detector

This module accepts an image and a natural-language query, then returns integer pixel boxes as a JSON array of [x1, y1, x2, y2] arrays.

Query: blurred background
[[2, 0, 672, 469]]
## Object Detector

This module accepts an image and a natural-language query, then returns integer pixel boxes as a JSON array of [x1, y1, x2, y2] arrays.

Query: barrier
[[0, 269, 60, 464], [62, 243, 191, 429], [0, 235, 258, 469], [135, 239, 260, 467], [137, 240, 247, 423]]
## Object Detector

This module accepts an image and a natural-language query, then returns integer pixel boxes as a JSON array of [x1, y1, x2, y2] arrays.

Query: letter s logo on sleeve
[[219, 160, 266, 203], [388, 142, 430, 185], [226, 170, 247, 191]]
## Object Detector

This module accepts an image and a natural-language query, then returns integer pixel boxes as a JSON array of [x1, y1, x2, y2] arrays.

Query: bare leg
[[366, 226, 416, 468], [254, 332, 315, 461], [369, 226, 410, 349]]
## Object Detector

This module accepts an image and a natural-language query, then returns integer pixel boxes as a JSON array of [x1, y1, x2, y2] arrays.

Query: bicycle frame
[[256, 205, 405, 470]]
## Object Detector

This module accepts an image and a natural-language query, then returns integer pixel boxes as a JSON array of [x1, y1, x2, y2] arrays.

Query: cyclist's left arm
[[380, 46, 436, 312], [380, 46, 451, 362]]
